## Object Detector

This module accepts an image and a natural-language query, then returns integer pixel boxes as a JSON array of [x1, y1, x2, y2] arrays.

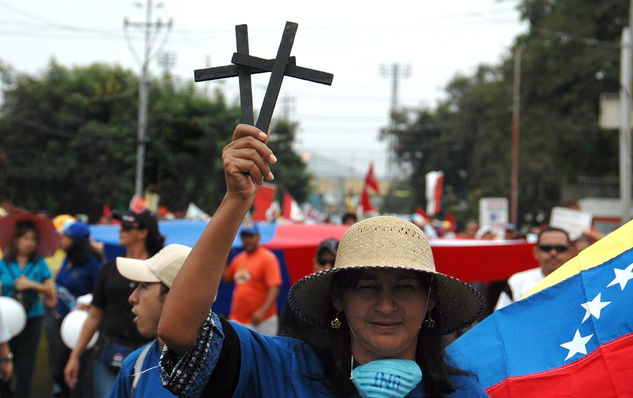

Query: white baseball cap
[[116, 244, 192, 288]]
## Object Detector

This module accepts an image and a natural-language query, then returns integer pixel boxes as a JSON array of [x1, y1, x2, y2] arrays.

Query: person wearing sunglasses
[[495, 226, 575, 310], [277, 238, 340, 337], [313, 238, 338, 273], [64, 210, 164, 398]]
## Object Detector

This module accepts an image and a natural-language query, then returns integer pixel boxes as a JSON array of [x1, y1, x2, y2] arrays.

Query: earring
[[331, 312, 342, 329], [423, 313, 435, 329]]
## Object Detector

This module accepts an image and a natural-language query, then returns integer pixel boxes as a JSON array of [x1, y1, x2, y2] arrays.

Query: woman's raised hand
[[222, 124, 277, 200]]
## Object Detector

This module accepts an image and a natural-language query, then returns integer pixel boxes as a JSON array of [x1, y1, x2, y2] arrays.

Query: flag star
[[581, 293, 611, 323], [607, 263, 633, 291], [560, 329, 593, 361]]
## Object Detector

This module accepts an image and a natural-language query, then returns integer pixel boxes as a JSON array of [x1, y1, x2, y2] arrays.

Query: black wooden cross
[[194, 21, 333, 132]]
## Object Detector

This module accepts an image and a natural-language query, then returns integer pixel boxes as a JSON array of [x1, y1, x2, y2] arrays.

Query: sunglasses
[[316, 258, 335, 267], [538, 244, 569, 253], [121, 221, 142, 231]]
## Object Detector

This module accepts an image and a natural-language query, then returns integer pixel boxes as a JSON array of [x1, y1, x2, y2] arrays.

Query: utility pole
[[380, 63, 411, 127], [380, 63, 411, 178], [620, 25, 632, 223], [281, 95, 296, 119], [511, 47, 521, 226], [157, 51, 176, 76], [124, 0, 172, 198]]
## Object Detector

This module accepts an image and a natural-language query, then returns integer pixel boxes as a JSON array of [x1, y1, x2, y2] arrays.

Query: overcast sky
[[0, 0, 528, 179]]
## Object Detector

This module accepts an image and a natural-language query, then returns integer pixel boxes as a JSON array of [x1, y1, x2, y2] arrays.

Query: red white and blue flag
[[447, 220, 633, 397], [425, 171, 443, 216]]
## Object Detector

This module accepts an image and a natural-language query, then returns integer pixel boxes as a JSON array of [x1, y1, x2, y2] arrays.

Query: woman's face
[[60, 234, 73, 250], [339, 269, 432, 363], [16, 229, 38, 256]]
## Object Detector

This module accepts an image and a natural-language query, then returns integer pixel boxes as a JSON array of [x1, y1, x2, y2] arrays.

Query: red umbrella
[[0, 212, 60, 258]]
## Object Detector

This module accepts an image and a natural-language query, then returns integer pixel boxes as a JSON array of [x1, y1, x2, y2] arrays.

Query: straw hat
[[288, 216, 485, 335]]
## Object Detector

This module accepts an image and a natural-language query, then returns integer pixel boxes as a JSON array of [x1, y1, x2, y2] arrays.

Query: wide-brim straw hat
[[288, 216, 485, 335]]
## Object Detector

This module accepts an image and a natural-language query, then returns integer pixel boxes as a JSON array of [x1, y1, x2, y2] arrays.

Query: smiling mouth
[[372, 321, 401, 328]]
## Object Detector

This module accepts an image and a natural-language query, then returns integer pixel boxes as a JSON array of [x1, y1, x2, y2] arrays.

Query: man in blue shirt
[[109, 244, 191, 398]]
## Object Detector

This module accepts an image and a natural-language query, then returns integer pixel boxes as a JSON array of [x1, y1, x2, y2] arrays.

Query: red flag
[[129, 195, 146, 212], [283, 193, 304, 222], [102, 205, 112, 218], [252, 184, 276, 221], [415, 206, 432, 223], [364, 163, 380, 193], [359, 187, 376, 213]]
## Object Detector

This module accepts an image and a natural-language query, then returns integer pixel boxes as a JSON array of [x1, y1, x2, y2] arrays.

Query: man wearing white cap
[[108, 244, 191, 398]]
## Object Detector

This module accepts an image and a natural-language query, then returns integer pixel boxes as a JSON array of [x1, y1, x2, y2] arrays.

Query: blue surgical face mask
[[351, 358, 422, 398]]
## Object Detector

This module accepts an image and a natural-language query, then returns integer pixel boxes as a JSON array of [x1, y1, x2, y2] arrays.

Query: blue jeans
[[92, 359, 118, 398]]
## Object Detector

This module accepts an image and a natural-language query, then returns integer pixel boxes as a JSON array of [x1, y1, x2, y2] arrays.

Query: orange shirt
[[224, 247, 282, 324]]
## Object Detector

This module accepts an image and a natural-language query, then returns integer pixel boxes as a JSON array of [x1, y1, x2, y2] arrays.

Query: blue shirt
[[55, 255, 102, 318], [110, 340, 176, 398], [0, 257, 52, 318], [160, 312, 488, 397]]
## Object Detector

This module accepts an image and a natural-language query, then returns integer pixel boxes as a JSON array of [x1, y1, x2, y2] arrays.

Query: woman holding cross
[[158, 124, 488, 397]]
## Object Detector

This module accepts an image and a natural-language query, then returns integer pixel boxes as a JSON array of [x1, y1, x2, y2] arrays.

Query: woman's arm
[[64, 305, 103, 388], [158, 124, 276, 355], [0, 341, 12, 381], [14, 276, 55, 299]]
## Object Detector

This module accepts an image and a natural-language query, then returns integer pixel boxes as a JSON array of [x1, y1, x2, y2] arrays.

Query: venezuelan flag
[[447, 220, 633, 397]]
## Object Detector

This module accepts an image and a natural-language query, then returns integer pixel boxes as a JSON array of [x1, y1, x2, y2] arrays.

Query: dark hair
[[144, 229, 166, 256], [160, 283, 170, 295], [65, 236, 101, 266], [5, 220, 41, 264], [537, 226, 571, 245], [295, 269, 462, 398], [342, 213, 357, 224]]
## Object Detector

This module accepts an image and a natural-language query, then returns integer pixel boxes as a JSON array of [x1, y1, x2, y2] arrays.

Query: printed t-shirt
[[224, 247, 281, 324]]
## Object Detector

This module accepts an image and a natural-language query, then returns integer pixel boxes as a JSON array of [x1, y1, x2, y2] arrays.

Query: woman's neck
[[125, 242, 149, 260], [16, 253, 29, 267]]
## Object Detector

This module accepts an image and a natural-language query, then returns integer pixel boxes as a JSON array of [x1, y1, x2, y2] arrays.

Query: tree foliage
[[268, 118, 311, 204], [383, 0, 626, 227], [0, 61, 310, 220]]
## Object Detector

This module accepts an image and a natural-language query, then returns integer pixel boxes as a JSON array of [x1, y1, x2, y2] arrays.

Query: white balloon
[[0, 296, 27, 338], [61, 309, 99, 349]]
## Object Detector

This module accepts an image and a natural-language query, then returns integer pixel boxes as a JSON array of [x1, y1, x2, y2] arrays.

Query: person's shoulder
[[230, 321, 322, 373], [508, 267, 541, 282], [258, 247, 278, 260], [88, 254, 103, 265], [102, 259, 120, 274], [121, 341, 156, 370], [35, 257, 49, 267]]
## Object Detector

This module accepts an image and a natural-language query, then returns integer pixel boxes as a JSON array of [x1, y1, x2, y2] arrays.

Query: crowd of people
[[0, 123, 608, 397]]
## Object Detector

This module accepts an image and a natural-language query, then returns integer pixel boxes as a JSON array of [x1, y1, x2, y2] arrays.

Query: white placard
[[549, 207, 593, 240], [479, 198, 508, 232]]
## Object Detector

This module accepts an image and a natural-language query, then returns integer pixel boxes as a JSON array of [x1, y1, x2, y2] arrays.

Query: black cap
[[113, 210, 160, 235], [316, 238, 339, 257]]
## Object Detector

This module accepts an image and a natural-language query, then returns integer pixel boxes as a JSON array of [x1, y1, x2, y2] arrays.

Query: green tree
[[0, 61, 311, 220], [268, 118, 311, 203], [383, 0, 626, 227]]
